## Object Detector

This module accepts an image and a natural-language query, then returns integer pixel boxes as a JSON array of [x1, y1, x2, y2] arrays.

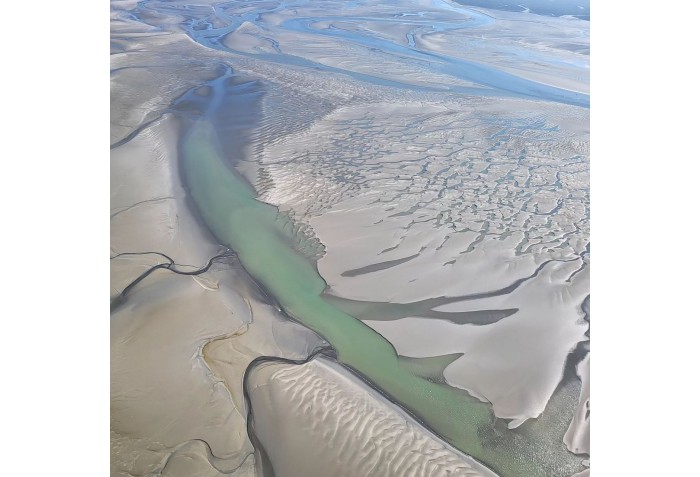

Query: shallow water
[[454, 0, 590, 21], [181, 118, 573, 477], [132, 0, 589, 107], [117, 0, 590, 474], [174, 63, 586, 475]]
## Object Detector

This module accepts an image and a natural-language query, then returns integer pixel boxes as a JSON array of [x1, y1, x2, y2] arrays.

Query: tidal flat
[[111, 1, 589, 476]]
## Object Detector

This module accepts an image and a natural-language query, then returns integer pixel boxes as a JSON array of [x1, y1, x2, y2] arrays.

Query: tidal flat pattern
[[111, 1, 589, 476]]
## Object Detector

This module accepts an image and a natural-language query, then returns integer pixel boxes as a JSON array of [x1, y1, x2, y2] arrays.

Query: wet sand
[[248, 356, 498, 477], [110, 113, 323, 476], [112, 0, 589, 475]]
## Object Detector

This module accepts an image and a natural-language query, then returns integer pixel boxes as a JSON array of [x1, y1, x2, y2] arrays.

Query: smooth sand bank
[[110, 115, 324, 476], [112, 1, 590, 474], [110, 7, 226, 145], [564, 353, 590, 455], [365, 260, 588, 425]]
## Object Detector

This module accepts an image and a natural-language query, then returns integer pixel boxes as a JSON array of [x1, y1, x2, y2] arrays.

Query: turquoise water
[[179, 111, 583, 476]]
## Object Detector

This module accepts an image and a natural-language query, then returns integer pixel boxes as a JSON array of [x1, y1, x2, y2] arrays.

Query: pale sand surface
[[564, 353, 590, 455], [111, 85, 499, 477], [416, 5, 589, 94], [364, 260, 588, 425], [110, 116, 324, 476], [248, 357, 498, 477], [223, 22, 279, 55], [111, 268, 322, 476], [257, 97, 589, 426], [110, 115, 219, 294], [110, 8, 226, 145], [111, 272, 252, 476], [224, 25, 484, 91], [112, 0, 589, 474], [215, 0, 587, 96]]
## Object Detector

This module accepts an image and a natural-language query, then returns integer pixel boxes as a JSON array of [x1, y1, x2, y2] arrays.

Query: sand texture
[[111, 0, 589, 475], [248, 357, 499, 477]]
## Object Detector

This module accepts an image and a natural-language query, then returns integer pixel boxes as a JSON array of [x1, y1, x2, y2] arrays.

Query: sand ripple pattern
[[249, 358, 497, 477], [261, 101, 588, 259]]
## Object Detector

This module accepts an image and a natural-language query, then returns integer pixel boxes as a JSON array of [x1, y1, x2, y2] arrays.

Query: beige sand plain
[[564, 353, 590, 455], [110, 114, 325, 477], [110, 39, 494, 477], [257, 98, 589, 429], [112, 0, 590, 474]]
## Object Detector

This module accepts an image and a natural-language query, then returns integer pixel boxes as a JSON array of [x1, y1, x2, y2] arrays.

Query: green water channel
[[182, 119, 571, 477]]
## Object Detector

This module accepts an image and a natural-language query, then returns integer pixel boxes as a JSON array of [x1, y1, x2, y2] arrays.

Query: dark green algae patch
[[181, 119, 582, 477]]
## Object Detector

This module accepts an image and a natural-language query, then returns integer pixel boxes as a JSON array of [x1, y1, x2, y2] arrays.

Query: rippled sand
[[258, 90, 589, 428], [248, 357, 498, 477], [111, 0, 589, 475]]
